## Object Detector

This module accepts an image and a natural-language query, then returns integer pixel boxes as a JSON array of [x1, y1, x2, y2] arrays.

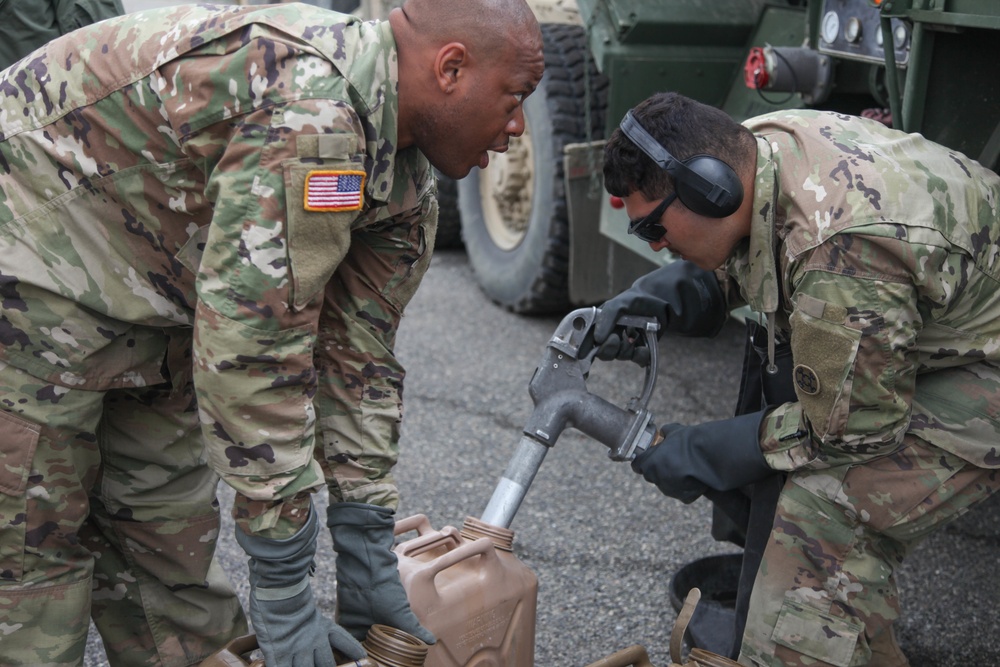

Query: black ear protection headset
[[619, 110, 743, 218]]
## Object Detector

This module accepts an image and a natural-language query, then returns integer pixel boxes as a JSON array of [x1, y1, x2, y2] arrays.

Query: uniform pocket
[[773, 598, 867, 667], [384, 219, 433, 312], [360, 381, 402, 457], [0, 410, 41, 581], [284, 160, 363, 310], [0, 411, 40, 497], [374, 197, 437, 313], [789, 294, 862, 439]]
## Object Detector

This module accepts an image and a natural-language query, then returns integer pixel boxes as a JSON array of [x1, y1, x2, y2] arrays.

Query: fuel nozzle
[[521, 307, 660, 460], [480, 307, 660, 528]]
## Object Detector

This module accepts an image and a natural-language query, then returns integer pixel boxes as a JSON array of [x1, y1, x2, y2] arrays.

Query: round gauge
[[821, 11, 840, 44], [845, 17, 862, 43], [894, 23, 910, 48]]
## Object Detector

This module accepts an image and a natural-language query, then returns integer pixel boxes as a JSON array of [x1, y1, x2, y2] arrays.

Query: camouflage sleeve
[[183, 96, 370, 538], [759, 234, 920, 470], [313, 189, 438, 511]]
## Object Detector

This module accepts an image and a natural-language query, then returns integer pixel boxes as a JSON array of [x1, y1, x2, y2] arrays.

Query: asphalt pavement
[[80, 248, 1000, 667]]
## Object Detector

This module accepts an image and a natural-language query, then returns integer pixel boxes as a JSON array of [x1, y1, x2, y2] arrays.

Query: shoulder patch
[[794, 364, 821, 396], [304, 170, 365, 212]]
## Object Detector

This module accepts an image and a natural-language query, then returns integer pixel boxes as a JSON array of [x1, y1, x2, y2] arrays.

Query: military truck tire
[[458, 22, 607, 314], [434, 169, 464, 249]]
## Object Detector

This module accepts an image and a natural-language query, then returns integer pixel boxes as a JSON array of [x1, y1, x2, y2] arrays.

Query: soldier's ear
[[433, 42, 467, 94]]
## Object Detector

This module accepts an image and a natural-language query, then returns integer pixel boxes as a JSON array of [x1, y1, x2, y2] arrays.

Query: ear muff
[[619, 111, 743, 218]]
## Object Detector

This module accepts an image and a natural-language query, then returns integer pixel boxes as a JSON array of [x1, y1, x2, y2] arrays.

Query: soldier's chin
[[434, 161, 473, 180], [479, 151, 490, 169]]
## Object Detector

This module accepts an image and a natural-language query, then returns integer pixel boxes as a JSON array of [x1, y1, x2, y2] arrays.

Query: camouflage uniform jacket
[[0, 4, 437, 536], [721, 110, 1000, 472]]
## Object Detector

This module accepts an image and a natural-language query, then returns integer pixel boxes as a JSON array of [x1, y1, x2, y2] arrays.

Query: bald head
[[397, 0, 539, 60], [389, 0, 544, 177]]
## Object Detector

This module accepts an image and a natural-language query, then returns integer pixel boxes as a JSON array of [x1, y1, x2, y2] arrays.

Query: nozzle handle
[[609, 312, 660, 412]]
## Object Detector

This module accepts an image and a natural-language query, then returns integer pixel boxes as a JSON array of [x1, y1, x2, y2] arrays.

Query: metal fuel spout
[[480, 307, 660, 528]]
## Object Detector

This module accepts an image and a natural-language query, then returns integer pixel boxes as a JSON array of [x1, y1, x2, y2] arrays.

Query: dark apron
[[708, 318, 795, 659]]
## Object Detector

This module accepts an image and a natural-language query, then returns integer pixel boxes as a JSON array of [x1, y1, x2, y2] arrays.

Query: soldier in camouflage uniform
[[0, 1, 543, 665], [594, 91, 1000, 666]]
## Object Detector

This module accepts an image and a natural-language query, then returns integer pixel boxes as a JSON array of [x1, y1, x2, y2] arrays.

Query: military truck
[[368, 0, 1000, 315]]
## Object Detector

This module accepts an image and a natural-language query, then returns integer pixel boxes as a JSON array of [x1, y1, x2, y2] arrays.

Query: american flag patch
[[304, 170, 365, 212]]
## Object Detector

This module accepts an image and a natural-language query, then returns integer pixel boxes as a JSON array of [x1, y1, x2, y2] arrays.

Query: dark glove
[[235, 507, 366, 667], [593, 260, 727, 362], [328, 502, 436, 645], [631, 410, 773, 504]]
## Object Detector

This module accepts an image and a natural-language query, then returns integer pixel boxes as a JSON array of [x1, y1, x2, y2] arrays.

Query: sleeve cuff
[[759, 402, 819, 471], [232, 474, 321, 539]]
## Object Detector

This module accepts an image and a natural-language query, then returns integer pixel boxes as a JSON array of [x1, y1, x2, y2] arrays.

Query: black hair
[[603, 91, 755, 201]]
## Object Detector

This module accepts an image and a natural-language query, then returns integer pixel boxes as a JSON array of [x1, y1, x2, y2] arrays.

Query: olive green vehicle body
[[570, 0, 1000, 310]]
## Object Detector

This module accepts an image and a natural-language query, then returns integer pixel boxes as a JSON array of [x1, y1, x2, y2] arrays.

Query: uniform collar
[[734, 134, 782, 316]]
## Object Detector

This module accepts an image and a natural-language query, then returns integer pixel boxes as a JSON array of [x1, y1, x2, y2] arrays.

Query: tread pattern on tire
[[433, 169, 463, 249], [516, 22, 608, 314]]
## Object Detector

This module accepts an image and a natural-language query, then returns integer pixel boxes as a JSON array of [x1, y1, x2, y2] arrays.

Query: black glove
[[631, 410, 773, 504], [593, 260, 727, 362]]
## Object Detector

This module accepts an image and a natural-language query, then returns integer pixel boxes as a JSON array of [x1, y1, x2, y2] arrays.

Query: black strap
[[721, 318, 795, 659]]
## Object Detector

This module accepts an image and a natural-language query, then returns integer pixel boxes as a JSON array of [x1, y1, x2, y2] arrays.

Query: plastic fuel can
[[394, 514, 538, 667]]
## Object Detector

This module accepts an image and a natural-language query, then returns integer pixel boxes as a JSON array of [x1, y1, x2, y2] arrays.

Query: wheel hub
[[480, 122, 534, 250]]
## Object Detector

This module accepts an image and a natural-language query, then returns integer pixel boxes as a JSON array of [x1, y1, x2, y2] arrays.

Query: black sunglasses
[[627, 193, 677, 243]]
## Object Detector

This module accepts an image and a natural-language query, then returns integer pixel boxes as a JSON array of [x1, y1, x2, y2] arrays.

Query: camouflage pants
[[739, 434, 999, 667], [0, 362, 247, 667]]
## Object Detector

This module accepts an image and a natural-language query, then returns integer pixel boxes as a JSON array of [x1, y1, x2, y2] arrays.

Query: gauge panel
[[818, 0, 910, 66]]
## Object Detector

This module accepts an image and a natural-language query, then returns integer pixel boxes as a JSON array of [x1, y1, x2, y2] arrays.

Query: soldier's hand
[[630, 411, 774, 503], [593, 260, 729, 349], [594, 328, 652, 366]]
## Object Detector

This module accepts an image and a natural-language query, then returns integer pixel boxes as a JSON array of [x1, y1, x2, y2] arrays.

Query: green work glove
[[328, 502, 436, 644], [235, 507, 366, 667], [631, 410, 774, 504], [593, 260, 728, 363]]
